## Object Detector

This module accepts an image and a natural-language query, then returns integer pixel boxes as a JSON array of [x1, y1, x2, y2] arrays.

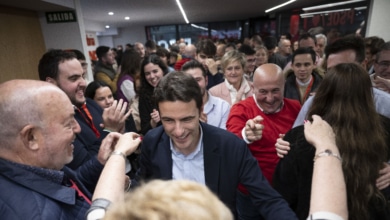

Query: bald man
[[0, 80, 107, 219], [227, 63, 301, 220], [174, 44, 197, 71]]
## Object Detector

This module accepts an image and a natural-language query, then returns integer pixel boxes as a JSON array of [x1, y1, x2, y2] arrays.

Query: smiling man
[[0, 80, 93, 219], [134, 71, 297, 220], [38, 50, 129, 170], [284, 47, 323, 104], [227, 63, 301, 220]]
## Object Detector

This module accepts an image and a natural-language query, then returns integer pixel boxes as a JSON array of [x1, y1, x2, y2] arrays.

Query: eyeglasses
[[376, 61, 390, 69]]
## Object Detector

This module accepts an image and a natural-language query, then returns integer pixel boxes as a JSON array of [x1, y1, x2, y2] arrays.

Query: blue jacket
[[134, 122, 297, 219], [0, 158, 102, 220], [67, 98, 109, 169]]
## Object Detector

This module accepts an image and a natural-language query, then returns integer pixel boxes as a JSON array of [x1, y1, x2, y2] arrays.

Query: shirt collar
[[170, 125, 204, 159]]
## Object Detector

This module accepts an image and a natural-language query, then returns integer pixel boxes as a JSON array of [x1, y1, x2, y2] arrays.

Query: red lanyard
[[77, 104, 100, 138], [69, 179, 91, 205]]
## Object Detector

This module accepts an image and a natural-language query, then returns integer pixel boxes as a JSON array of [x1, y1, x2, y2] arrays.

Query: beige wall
[[0, 6, 45, 83]]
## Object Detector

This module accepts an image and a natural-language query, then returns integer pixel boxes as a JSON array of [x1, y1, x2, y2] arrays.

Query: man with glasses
[[238, 44, 257, 81], [372, 42, 390, 92]]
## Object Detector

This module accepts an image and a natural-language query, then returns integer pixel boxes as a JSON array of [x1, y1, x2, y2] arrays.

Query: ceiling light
[[302, 0, 365, 11], [300, 6, 367, 17], [108, 12, 114, 15], [125, 16, 130, 20], [105, 25, 110, 28], [176, 0, 189, 23], [265, 0, 296, 13]]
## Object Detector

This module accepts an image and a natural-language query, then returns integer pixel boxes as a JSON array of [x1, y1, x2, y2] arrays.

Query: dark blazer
[[135, 122, 297, 219], [68, 98, 109, 169], [284, 70, 323, 104]]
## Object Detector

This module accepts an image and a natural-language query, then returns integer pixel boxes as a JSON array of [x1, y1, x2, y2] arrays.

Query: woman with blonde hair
[[273, 63, 390, 220], [103, 180, 233, 220], [209, 50, 253, 106]]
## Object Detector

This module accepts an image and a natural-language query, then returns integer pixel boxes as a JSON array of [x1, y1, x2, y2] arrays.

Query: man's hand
[[205, 58, 218, 75], [150, 109, 160, 128], [372, 75, 390, 93], [101, 99, 131, 133], [96, 132, 142, 165], [275, 134, 290, 158], [97, 132, 121, 165], [377, 162, 390, 190], [244, 116, 264, 142]]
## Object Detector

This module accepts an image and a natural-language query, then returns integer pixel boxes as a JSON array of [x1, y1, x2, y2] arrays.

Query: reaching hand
[[372, 75, 390, 93], [304, 115, 336, 150], [101, 99, 131, 133], [244, 115, 264, 142], [150, 109, 161, 128], [275, 134, 290, 158]]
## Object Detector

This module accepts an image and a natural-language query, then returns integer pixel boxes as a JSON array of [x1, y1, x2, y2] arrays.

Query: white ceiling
[[1, 0, 343, 29]]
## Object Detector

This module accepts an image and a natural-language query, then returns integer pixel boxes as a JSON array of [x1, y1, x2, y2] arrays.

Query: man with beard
[[94, 46, 119, 93], [38, 50, 130, 170]]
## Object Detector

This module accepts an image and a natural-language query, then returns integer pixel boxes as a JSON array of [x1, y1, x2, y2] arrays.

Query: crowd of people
[[0, 32, 390, 220]]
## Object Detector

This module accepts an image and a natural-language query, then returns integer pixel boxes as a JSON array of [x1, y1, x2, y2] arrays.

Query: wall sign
[[46, 11, 77, 23]]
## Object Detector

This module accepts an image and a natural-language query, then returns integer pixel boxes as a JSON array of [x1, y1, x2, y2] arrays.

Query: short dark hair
[[181, 60, 207, 77], [299, 33, 317, 46], [65, 49, 86, 60], [38, 49, 76, 81], [85, 80, 112, 100], [376, 41, 390, 62], [154, 71, 202, 111], [238, 44, 256, 56], [291, 47, 316, 64], [145, 40, 157, 50], [325, 35, 365, 64], [156, 47, 170, 58], [196, 39, 216, 57], [365, 36, 385, 55], [263, 36, 278, 50], [96, 46, 110, 60]]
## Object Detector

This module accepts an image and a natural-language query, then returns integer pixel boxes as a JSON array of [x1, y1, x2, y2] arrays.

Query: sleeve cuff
[[307, 211, 344, 220], [241, 127, 253, 144]]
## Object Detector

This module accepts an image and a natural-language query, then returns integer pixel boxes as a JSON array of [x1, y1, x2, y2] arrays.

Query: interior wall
[[366, 0, 390, 41], [0, 6, 46, 83]]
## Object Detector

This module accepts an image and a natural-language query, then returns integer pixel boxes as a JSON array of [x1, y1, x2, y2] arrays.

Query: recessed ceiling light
[[108, 12, 114, 15], [125, 16, 130, 20], [105, 25, 110, 28]]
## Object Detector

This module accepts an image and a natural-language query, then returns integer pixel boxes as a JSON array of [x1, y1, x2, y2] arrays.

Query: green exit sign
[[46, 11, 77, 23]]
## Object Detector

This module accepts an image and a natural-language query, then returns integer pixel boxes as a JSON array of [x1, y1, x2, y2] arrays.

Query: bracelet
[[110, 151, 127, 161], [313, 149, 342, 162]]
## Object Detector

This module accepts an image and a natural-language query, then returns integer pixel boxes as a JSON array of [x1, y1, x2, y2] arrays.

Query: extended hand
[[244, 115, 264, 142], [101, 99, 131, 132]]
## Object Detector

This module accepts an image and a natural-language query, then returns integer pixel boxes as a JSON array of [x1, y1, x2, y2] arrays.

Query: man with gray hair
[[0, 80, 98, 219], [315, 34, 327, 59]]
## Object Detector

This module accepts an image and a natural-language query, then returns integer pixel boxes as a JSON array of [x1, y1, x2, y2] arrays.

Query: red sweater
[[227, 97, 301, 193]]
